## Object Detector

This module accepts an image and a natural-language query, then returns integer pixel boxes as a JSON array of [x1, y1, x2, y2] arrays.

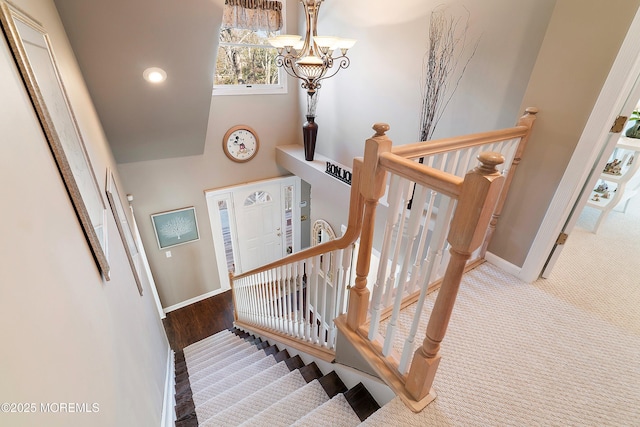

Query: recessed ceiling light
[[143, 67, 167, 83]]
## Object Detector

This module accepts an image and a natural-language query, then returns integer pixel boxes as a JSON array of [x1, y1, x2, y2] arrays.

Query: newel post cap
[[477, 152, 504, 174]]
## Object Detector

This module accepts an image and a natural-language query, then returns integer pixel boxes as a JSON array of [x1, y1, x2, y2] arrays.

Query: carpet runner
[[174, 328, 380, 426]]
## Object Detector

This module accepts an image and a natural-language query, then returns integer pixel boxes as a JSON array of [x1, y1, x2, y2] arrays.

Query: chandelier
[[269, 0, 355, 161]]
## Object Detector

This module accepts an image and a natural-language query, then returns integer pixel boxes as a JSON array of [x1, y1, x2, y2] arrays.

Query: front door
[[233, 184, 284, 272]]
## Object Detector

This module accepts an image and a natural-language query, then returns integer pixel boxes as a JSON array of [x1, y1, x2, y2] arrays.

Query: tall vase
[[303, 115, 318, 161]]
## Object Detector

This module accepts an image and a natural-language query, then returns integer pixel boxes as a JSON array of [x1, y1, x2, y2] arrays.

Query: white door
[[233, 184, 284, 272], [205, 176, 301, 287]]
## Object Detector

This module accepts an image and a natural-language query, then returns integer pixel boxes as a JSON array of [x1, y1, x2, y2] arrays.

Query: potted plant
[[625, 110, 640, 138]]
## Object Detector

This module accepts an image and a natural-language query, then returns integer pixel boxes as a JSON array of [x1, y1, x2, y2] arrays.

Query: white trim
[[160, 348, 175, 427], [484, 251, 522, 278], [163, 287, 230, 314], [518, 7, 640, 283]]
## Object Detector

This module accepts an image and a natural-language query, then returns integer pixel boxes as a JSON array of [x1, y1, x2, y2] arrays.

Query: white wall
[[308, 0, 557, 166], [0, 1, 170, 426]]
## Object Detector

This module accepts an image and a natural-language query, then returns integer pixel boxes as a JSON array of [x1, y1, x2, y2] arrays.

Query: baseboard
[[163, 287, 230, 313], [484, 251, 522, 277], [160, 347, 175, 427]]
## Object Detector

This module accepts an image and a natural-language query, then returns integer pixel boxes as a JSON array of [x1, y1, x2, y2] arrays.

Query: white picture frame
[[0, 2, 110, 279]]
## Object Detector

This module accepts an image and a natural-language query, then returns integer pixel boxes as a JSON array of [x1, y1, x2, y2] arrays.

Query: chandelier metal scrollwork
[[268, 0, 355, 103]]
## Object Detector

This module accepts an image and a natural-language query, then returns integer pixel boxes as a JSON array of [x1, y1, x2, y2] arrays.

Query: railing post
[[480, 107, 538, 257], [346, 123, 392, 330], [406, 152, 505, 402], [229, 271, 239, 323]]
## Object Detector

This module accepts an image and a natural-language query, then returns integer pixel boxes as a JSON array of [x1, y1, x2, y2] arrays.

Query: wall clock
[[222, 125, 259, 163]]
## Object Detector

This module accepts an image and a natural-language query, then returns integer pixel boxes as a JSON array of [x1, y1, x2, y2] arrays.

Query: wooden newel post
[[480, 107, 538, 257], [406, 152, 506, 402], [346, 123, 392, 330]]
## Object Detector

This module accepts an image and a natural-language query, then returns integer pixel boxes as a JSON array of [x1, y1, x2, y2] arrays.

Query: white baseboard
[[163, 286, 231, 314], [484, 251, 522, 278], [160, 347, 175, 427]]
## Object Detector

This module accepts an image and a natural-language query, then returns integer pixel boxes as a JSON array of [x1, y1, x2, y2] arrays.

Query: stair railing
[[230, 158, 367, 361], [231, 108, 537, 397], [336, 108, 537, 412]]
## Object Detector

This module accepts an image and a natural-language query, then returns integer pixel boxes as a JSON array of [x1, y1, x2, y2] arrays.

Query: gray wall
[[489, 0, 640, 266], [0, 1, 170, 426]]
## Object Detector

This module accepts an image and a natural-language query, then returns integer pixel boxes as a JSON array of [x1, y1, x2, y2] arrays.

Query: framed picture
[[105, 170, 143, 295], [0, 2, 110, 279], [151, 207, 200, 249]]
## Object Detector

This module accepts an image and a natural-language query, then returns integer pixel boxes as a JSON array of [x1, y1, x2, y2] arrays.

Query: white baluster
[[382, 184, 429, 356], [369, 174, 404, 340], [407, 189, 436, 295]]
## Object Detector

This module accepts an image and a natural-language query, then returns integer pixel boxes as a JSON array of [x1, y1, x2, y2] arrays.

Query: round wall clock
[[222, 125, 259, 163]]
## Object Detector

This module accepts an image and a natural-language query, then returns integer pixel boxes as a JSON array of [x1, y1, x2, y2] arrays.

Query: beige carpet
[[367, 196, 640, 426]]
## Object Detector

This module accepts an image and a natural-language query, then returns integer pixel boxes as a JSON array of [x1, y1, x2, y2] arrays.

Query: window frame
[[213, 1, 288, 97]]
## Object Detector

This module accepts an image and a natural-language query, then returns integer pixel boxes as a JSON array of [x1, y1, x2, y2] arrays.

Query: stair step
[[183, 330, 238, 355], [298, 362, 323, 383], [317, 370, 348, 398], [344, 382, 381, 422], [239, 379, 329, 427], [194, 360, 293, 418], [199, 369, 308, 426], [189, 349, 275, 394], [273, 349, 290, 362], [189, 346, 259, 382], [176, 328, 382, 426], [186, 339, 253, 370], [191, 354, 278, 404], [291, 393, 362, 427]]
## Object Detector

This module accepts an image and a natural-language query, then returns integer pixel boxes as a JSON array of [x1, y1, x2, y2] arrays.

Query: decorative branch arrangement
[[419, 6, 479, 142]]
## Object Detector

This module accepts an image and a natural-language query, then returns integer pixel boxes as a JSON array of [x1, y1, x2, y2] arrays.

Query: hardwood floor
[[162, 290, 234, 351]]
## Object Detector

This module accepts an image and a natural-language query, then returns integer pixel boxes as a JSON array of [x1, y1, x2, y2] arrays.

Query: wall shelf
[[586, 136, 640, 232]]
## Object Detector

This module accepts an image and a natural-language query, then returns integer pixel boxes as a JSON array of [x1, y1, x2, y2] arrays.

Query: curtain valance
[[223, 0, 283, 32]]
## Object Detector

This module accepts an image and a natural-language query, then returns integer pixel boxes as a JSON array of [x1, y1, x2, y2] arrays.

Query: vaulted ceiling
[[53, 0, 222, 163]]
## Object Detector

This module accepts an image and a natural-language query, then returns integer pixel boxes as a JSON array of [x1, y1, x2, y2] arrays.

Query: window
[[214, 0, 286, 96]]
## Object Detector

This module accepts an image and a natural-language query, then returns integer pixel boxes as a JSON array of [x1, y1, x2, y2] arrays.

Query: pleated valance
[[223, 0, 283, 32]]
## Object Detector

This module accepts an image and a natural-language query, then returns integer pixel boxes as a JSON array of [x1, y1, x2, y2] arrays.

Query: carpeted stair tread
[[188, 346, 259, 382], [199, 369, 309, 426], [186, 339, 253, 371], [192, 362, 291, 413], [193, 360, 292, 412], [291, 393, 362, 427], [175, 328, 383, 426], [238, 379, 329, 427], [344, 382, 381, 422], [191, 355, 278, 404], [189, 350, 270, 394], [185, 335, 247, 362], [183, 330, 239, 355]]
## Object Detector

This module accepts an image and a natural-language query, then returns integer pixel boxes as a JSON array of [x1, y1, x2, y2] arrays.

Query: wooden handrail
[[379, 152, 464, 199], [232, 158, 365, 281], [391, 125, 530, 158]]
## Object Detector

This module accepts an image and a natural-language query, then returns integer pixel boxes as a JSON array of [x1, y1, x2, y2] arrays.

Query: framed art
[[0, 2, 110, 279], [105, 171, 143, 295], [151, 207, 200, 249]]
